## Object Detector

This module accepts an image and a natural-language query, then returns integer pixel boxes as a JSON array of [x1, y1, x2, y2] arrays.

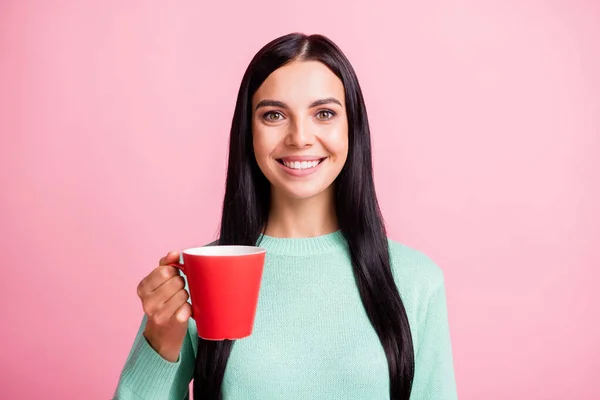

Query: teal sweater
[[114, 231, 457, 399]]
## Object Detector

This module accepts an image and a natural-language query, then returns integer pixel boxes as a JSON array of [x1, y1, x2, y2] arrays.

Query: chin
[[273, 183, 331, 201]]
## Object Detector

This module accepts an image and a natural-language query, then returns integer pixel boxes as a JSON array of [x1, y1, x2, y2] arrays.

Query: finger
[[175, 302, 192, 323], [143, 275, 186, 314], [138, 266, 180, 298], [159, 251, 181, 267], [160, 289, 190, 322]]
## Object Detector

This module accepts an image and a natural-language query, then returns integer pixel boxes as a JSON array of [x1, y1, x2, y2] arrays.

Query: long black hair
[[193, 33, 415, 400]]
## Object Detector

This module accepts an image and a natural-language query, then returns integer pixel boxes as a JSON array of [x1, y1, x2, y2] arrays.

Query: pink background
[[1, 1, 598, 399]]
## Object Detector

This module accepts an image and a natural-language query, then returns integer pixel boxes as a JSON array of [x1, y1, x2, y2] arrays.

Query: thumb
[[160, 250, 181, 266]]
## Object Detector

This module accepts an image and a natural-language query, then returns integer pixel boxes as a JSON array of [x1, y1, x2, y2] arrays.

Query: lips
[[278, 155, 327, 162], [275, 156, 327, 176], [277, 157, 326, 170]]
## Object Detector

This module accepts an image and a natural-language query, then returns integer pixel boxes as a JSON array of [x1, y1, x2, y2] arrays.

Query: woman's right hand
[[137, 251, 192, 362]]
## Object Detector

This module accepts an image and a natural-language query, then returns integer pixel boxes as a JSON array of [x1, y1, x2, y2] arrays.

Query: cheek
[[326, 124, 349, 159], [252, 122, 267, 157], [253, 139, 269, 160], [252, 125, 279, 162]]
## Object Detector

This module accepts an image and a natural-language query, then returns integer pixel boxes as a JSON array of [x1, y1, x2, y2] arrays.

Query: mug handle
[[169, 262, 194, 320], [169, 262, 186, 274]]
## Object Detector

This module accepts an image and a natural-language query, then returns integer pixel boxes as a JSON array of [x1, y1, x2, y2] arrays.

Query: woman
[[114, 33, 457, 400]]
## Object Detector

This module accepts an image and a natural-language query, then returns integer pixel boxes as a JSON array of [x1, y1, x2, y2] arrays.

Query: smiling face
[[251, 60, 349, 201]]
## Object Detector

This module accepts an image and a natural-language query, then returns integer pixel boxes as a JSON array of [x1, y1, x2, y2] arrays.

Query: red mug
[[171, 245, 266, 340]]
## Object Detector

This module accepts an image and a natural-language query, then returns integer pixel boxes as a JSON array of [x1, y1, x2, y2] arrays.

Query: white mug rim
[[182, 245, 266, 257]]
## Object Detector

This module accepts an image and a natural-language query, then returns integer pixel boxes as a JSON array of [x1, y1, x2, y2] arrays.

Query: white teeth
[[283, 159, 322, 170]]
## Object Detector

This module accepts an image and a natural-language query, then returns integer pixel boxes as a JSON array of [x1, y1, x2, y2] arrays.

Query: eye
[[316, 110, 336, 121], [263, 111, 284, 122]]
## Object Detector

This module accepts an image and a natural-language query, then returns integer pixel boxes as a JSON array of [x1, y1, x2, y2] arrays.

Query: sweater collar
[[257, 230, 348, 256]]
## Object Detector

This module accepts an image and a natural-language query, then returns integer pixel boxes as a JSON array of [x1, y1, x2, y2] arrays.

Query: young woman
[[114, 33, 457, 400]]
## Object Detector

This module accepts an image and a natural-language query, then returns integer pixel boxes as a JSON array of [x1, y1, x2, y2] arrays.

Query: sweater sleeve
[[112, 314, 196, 400], [410, 275, 458, 400]]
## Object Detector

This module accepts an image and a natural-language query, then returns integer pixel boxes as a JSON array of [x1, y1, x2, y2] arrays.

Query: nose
[[284, 118, 314, 148]]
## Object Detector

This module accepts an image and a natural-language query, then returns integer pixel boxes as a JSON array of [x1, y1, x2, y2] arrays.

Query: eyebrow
[[255, 97, 343, 110]]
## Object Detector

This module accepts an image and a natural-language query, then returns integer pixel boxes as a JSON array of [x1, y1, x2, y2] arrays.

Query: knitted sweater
[[113, 231, 457, 399]]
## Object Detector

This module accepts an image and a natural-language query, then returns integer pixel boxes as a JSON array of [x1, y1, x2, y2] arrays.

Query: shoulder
[[386, 237, 445, 297], [386, 238, 448, 346]]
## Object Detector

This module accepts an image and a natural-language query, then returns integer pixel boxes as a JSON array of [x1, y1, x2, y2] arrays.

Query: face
[[251, 60, 349, 200]]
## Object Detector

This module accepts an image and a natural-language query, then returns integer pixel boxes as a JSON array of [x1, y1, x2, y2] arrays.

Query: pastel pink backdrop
[[1, 1, 598, 399]]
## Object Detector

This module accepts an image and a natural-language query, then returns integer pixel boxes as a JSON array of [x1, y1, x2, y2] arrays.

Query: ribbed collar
[[257, 230, 348, 256]]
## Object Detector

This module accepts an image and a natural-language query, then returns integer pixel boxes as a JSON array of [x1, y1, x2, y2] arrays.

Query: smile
[[276, 157, 327, 176], [278, 159, 324, 170]]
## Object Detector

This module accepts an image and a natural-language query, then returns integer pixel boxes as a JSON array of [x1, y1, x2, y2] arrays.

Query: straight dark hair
[[193, 33, 414, 400]]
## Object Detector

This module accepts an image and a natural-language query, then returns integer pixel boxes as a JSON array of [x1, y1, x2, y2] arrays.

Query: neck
[[265, 186, 339, 238]]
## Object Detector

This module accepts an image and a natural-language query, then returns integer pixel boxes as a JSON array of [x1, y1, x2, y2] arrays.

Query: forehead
[[252, 60, 345, 106]]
